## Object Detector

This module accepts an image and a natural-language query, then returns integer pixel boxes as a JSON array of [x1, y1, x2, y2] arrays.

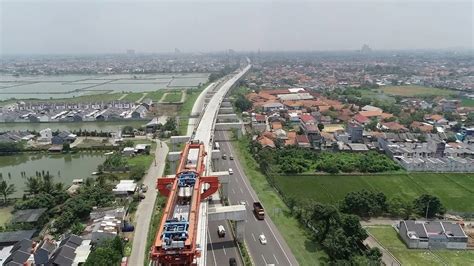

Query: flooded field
[[0, 73, 209, 100]]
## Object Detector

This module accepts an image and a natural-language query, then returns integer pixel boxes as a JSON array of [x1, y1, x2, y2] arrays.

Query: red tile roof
[[353, 114, 369, 124], [299, 114, 315, 124], [296, 134, 310, 143]]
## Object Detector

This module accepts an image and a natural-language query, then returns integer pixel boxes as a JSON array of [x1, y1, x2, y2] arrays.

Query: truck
[[253, 202, 265, 220]]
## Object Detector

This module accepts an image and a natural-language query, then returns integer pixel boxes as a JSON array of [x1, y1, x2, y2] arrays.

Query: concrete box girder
[[170, 135, 190, 144], [208, 205, 246, 221]]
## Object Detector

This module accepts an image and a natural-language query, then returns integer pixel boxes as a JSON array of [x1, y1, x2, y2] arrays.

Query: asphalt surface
[[206, 219, 242, 266], [129, 140, 169, 266], [212, 130, 299, 266]]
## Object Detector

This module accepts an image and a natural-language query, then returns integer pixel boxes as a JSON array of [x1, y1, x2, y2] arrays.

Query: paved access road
[[206, 219, 242, 266], [129, 140, 169, 266], [213, 130, 299, 266]]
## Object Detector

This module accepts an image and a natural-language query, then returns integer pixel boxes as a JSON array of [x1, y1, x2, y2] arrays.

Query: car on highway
[[239, 201, 246, 205], [229, 258, 237, 266], [222, 153, 227, 159], [229, 154, 234, 160], [228, 168, 234, 175], [259, 233, 267, 245], [217, 225, 226, 237]]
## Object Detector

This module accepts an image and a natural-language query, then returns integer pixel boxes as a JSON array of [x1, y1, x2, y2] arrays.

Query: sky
[[1, 0, 473, 54]]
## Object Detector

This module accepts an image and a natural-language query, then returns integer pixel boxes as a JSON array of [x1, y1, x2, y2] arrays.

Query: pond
[[0, 153, 105, 198]]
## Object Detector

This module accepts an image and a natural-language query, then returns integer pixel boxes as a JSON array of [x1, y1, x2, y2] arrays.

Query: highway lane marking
[[207, 230, 217, 266], [232, 188, 236, 194], [273, 253, 280, 264], [261, 255, 268, 265], [252, 233, 256, 242], [239, 187, 244, 194], [223, 245, 227, 256], [222, 131, 294, 266]]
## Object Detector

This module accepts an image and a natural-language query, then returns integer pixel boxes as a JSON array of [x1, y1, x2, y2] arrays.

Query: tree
[[340, 190, 388, 217], [62, 143, 71, 152], [387, 196, 412, 219], [317, 123, 325, 132], [123, 140, 134, 148], [129, 165, 146, 181], [366, 119, 378, 131], [413, 194, 445, 219], [85, 237, 123, 266], [0, 181, 15, 203], [25, 177, 42, 195], [122, 126, 134, 135], [301, 202, 340, 243], [234, 95, 252, 112]]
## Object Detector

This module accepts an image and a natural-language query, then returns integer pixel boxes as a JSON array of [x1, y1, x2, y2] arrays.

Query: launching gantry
[[151, 140, 219, 265]]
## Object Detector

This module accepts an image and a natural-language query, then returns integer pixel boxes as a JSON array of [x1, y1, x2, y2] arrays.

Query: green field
[[178, 88, 204, 135], [379, 85, 455, 97], [273, 173, 474, 212], [367, 226, 474, 265], [461, 97, 474, 107], [161, 91, 183, 103], [147, 90, 166, 102], [0, 206, 13, 226], [121, 92, 146, 102], [234, 139, 327, 265]]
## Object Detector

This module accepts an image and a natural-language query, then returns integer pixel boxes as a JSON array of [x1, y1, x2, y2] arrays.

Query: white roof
[[113, 180, 137, 193]]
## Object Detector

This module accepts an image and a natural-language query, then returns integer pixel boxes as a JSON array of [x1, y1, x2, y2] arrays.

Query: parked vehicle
[[217, 225, 226, 237], [259, 233, 267, 245], [253, 202, 265, 220], [141, 184, 148, 192]]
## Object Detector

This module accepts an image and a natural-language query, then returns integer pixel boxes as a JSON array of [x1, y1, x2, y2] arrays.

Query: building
[[347, 123, 363, 143], [48, 235, 91, 265], [251, 114, 267, 133], [0, 230, 36, 247], [1, 238, 34, 265], [399, 220, 468, 250], [38, 128, 53, 144], [112, 180, 137, 196], [11, 208, 47, 225]]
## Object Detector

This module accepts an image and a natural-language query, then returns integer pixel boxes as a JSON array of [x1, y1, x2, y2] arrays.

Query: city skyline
[[1, 0, 472, 55]]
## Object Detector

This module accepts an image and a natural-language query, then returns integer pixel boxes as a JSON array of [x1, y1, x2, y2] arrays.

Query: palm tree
[[0, 181, 15, 203], [25, 176, 42, 195]]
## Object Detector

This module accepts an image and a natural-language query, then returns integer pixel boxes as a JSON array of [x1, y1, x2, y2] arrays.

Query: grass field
[[122, 92, 145, 102], [147, 90, 166, 102], [367, 226, 474, 265], [0, 206, 13, 226], [461, 97, 474, 107], [161, 91, 183, 103], [379, 85, 455, 97], [178, 88, 203, 135], [273, 173, 474, 212], [234, 138, 327, 265]]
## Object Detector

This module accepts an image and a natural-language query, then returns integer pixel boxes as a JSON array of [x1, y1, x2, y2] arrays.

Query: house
[[438, 99, 460, 112], [48, 235, 91, 265], [257, 136, 275, 149], [271, 121, 283, 130], [296, 135, 311, 148], [380, 122, 408, 132], [34, 239, 57, 265], [112, 180, 137, 196], [347, 143, 369, 152], [0, 230, 36, 247], [11, 208, 47, 225], [38, 128, 53, 144], [399, 220, 468, 250], [1, 238, 34, 266], [347, 123, 363, 143], [262, 102, 284, 112], [411, 121, 434, 133], [84, 207, 125, 244], [361, 105, 383, 113], [51, 131, 77, 145], [251, 114, 267, 133], [285, 131, 297, 146], [352, 114, 370, 125], [299, 114, 316, 125]]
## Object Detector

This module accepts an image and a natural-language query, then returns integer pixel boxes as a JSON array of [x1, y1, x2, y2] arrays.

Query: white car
[[228, 168, 234, 175], [259, 234, 267, 245], [239, 201, 246, 206]]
